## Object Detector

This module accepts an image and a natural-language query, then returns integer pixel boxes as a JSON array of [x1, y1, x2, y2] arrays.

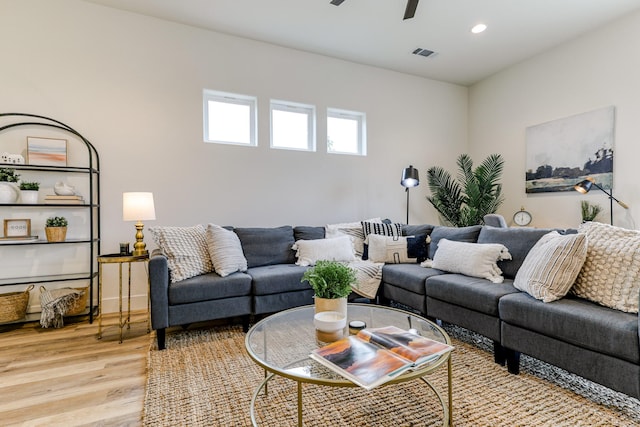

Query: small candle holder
[[119, 242, 130, 255]]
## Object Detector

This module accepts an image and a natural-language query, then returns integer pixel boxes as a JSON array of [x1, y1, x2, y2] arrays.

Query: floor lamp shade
[[573, 177, 628, 225], [401, 165, 419, 224], [401, 165, 419, 188], [123, 192, 156, 256]]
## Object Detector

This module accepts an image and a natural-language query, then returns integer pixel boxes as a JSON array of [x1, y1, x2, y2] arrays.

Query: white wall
[[469, 10, 640, 229], [0, 0, 468, 312]]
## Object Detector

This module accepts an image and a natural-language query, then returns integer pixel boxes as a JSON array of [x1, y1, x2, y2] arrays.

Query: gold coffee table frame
[[245, 304, 453, 426]]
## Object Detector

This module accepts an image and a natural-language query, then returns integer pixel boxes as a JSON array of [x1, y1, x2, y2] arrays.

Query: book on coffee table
[[310, 325, 453, 390]]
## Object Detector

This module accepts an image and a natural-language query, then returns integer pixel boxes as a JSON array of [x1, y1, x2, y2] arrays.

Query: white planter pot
[[20, 190, 38, 204], [0, 182, 19, 204]]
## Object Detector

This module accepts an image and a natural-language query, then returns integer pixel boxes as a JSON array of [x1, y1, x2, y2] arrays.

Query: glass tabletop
[[245, 303, 451, 386]]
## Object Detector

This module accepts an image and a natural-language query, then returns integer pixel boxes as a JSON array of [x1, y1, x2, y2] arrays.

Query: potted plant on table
[[19, 181, 40, 204], [45, 216, 68, 242], [302, 260, 356, 316], [0, 167, 20, 204], [580, 200, 602, 223]]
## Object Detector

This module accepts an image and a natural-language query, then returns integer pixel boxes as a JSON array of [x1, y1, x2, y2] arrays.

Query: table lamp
[[123, 192, 156, 256]]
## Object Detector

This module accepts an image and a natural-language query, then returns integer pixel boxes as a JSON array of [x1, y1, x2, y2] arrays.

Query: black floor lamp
[[574, 176, 628, 225], [401, 165, 419, 224]]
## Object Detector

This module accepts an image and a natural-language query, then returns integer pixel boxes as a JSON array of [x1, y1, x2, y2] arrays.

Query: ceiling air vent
[[412, 48, 436, 58]]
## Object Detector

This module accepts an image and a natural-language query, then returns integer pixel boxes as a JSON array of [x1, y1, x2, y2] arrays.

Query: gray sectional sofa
[[148, 221, 640, 400]]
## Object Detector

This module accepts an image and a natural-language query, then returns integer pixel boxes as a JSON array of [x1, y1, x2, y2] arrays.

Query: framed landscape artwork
[[525, 106, 615, 193], [27, 137, 67, 166]]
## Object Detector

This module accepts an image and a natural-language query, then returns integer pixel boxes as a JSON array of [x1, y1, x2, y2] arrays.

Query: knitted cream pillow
[[149, 224, 212, 283], [573, 222, 640, 313], [514, 231, 587, 302]]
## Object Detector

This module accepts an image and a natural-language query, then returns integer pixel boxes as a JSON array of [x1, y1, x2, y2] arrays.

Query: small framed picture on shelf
[[27, 136, 67, 166], [4, 219, 31, 238]]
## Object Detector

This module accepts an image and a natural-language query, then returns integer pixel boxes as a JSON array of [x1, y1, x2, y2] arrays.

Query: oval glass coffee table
[[245, 303, 452, 426]]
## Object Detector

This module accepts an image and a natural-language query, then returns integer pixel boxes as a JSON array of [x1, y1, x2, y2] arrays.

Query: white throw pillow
[[423, 238, 511, 283], [149, 224, 212, 283], [292, 236, 356, 266], [205, 224, 248, 277], [514, 231, 587, 302], [573, 222, 640, 313], [366, 234, 416, 264], [325, 218, 381, 259]]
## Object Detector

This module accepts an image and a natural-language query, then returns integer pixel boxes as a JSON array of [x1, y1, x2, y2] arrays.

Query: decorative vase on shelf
[[20, 190, 38, 204], [45, 226, 67, 242], [0, 182, 19, 204]]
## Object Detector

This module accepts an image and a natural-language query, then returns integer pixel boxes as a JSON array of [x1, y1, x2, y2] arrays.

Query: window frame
[[327, 108, 367, 156], [269, 99, 316, 152], [203, 89, 257, 147]]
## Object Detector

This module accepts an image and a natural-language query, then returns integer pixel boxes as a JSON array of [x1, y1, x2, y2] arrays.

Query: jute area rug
[[143, 323, 640, 426]]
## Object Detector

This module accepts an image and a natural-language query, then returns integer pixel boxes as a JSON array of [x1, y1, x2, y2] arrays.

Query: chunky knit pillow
[[572, 222, 640, 313], [149, 224, 212, 282]]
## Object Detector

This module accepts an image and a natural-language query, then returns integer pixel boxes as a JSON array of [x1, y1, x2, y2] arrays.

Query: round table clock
[[513, 208, 532, 226]]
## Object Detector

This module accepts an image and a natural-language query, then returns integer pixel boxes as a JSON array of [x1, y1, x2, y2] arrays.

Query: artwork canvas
[[27, 137, 67, 167], [525, 106, 614, 193]]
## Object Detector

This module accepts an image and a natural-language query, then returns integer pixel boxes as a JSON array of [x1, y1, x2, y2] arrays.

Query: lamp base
[[132, 249, 148, 257]]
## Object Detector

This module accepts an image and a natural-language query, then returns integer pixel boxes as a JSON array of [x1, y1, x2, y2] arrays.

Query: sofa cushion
[[149, 224, 212, 283], [382, 264, 446, 295], [513, 231, 587, 302], [573, 221, 640, 313], [425, 239, 511, 283], [425, 274, 520, 316], [292, 235, 356, 266], [168, 271, 252, 305], [205, 224, 248, 277], [402, 224, 435, 237], [499, 292, 639, 364], [428, 225, 482, 260], [477, 226, 557, 279], [234, 226, 296, 268], [294, 226, 325, 241], [248, 264, 310, 295]]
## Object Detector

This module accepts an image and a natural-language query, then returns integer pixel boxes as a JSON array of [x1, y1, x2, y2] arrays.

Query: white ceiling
[[84, 0, 640, 86]]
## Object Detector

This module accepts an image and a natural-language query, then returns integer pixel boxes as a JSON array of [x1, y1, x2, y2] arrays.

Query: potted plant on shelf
[[0, 167, 20, 204], [302, 260, 356, 316], [19, 181, 40, 204], [45, 216, 68, 242], [581, 200, 603, 223]]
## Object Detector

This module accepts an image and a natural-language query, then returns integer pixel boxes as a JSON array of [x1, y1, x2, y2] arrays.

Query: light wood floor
[[0, 311, 150, 427]]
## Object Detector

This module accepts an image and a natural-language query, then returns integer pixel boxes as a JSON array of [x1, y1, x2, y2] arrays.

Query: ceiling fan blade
[[403, 0, 419, 19], [330, 0, 345, 5]]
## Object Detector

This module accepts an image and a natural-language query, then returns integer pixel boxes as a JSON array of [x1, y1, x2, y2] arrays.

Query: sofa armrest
[[149, 249, 170, 330]]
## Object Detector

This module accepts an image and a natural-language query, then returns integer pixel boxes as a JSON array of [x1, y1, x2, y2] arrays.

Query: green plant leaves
[[426, 153, 505, 227]]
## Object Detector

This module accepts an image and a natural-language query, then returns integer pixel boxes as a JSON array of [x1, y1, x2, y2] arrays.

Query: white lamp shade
[[123, 192, 156, 221]]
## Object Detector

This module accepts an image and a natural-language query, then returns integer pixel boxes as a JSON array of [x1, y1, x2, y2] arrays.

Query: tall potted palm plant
[[426, 153, 505, 227]]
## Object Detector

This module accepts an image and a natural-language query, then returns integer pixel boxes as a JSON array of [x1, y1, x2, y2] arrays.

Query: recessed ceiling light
[[471, 23, 487, 34]]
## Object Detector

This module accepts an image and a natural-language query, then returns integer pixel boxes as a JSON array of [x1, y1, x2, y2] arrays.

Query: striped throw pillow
[[206, 224, 248, 277], [514, 231, 587, 302]]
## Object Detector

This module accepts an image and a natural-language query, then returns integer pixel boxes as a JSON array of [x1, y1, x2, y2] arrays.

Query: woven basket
[[39, 286, 89, 316], [0, 284, 34, 323]]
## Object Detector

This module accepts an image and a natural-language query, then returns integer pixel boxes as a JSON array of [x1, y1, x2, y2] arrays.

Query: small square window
[[270, 100, 316, 151], [327, 109, 366, 155], [203, 90, 257, 146]]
